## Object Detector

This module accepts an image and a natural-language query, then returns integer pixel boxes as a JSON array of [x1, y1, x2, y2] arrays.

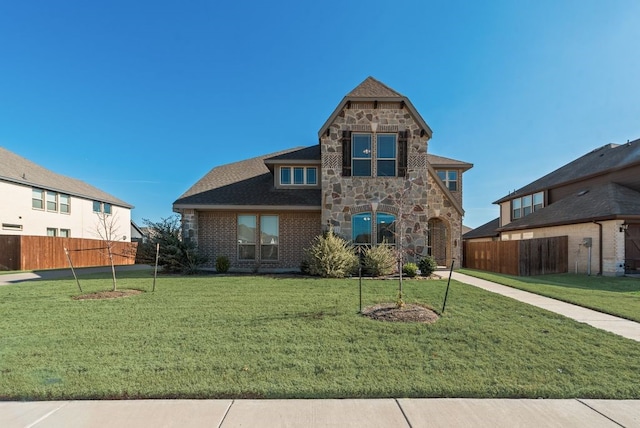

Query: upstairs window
[[352, 134, 372, 176], [46, 192, 57, 212], [437, 170, 458, 191], [32, 189, 44, 210], [342, 130, 408, 178], [512, 191, 544, 220], [280, 166, 318, 185], [376, 134, 396, 177], [60, 194, 70, 214], [93, 201, 112, 214]]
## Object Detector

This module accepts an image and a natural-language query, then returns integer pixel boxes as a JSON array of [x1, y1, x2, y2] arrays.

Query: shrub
[[304, 229, 359, 278], [215, 256, 230, 273], [418, 256, 437, 277], [142, 216, 208, 274], [363, 243, 397, 277], [403, 262, 418, 278]]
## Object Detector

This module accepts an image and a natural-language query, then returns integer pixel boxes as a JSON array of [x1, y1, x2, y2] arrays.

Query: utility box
[[582, 237, 592, 247]]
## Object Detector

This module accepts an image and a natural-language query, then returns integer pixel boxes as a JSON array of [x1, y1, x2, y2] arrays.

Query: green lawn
[[458, 269, 640, 323], [1, 271, 639, 400]]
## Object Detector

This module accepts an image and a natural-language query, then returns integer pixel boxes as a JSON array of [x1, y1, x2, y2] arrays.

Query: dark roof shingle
[[0, 147, 132, 208], [498, 182, 640, 231], [495, 138, 640, 203], [174, 147, 321, 208]]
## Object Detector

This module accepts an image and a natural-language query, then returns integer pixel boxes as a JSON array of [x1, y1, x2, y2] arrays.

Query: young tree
[[95, 212, 121, 291]]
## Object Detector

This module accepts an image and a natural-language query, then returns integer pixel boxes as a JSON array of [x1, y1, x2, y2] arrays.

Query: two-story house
[[0, 147, 133, 241], [464, 139, 640, 276], [173, 77, 472, 271]]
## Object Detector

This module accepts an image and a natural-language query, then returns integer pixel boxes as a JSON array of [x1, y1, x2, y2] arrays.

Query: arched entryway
[[427, 218, 450, 267]]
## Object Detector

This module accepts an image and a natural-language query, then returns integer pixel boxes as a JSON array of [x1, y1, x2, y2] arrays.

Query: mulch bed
[[362, 303, 440, 323], [73, 290, 144, 300]]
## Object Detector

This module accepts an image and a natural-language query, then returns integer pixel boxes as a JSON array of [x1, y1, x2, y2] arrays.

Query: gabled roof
[[264, 145, 321, 164], [0, 147, 132, 208], [498, 182, 640, 232], [495, 138, 640, 204], [427, 154, 473, 171], [318, 77, 433, 139], [462, 217, 500, 240], [173, 147, 321, 210]]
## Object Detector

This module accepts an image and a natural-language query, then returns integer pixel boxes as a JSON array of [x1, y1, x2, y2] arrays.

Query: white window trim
[[279, 166, 318, 186]]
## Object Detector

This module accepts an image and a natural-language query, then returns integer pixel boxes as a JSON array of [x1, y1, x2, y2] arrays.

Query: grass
[[458, 269, 640, 322], [1, 270, 639, 400]]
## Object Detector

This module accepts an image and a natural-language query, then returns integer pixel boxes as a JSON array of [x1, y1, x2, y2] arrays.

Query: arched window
[[377, 213, 396, 245], [352, 213, 372, 245]]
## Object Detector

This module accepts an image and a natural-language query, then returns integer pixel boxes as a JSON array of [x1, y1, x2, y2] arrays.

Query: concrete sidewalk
[[1, 398, 639, 428], [451, 272, 640, 342]]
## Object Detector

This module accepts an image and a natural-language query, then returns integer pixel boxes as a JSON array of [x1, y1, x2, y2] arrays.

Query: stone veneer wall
[[320, 102, 464, 265], [197, 210, 321, 271]]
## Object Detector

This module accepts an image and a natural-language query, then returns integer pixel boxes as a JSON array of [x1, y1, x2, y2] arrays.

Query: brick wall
[[198, 210, 321, 271]]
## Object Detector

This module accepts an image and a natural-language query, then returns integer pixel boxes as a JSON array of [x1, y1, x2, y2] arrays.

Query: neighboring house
[[464, 139, 640, 276], [174, 77, 472, 271], [0, 147, 133, 241], [131, 221, 146, 243]]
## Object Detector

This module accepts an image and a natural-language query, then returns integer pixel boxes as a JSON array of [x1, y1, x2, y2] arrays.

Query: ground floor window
[[260, 215, 279, 261], [352, 212, 396, 245], [238, 214, 279, 261]]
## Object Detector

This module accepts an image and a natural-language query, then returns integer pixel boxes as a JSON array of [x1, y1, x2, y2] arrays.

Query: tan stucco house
[[174, 77, 472, 271], [464, 139, 640, 276]]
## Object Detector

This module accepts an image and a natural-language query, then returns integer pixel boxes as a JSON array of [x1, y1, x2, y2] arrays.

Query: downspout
[[593, 221, 603, 275]]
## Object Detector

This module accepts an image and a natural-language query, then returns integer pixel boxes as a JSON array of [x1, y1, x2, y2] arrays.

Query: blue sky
[[1, 0, 639, 228]]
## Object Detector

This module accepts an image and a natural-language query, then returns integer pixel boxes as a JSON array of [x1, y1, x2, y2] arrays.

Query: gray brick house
[[173, 77, 472, 271]]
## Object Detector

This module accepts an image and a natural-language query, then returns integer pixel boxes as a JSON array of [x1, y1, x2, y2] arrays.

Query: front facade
[[0, 147, 133, 241], [174, 77, 472, 271], [465, 139, 640, 276]]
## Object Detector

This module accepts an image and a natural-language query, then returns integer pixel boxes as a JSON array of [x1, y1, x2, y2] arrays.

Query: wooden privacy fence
[[463, 236, 568, 276], [0, 235, 138, 271]]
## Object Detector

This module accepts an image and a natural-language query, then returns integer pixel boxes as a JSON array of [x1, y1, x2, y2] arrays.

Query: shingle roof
[[318, 77, 433, 139], [173, 147, 321, 208], [346, 76, 404, 98], [498, 182, 640, 232], [462, 218, 500, 239], [495, 138, 640, 204], [427, 154, 473, 171], [0, 146, 132, 208], [264, 145, 321, 162]]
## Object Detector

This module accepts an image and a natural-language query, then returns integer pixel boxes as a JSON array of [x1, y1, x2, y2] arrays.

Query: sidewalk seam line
[[25, 401, 70, 428], [576, 399, 625, 427], [394, 399, 413, 428], [217, 399, 235, 428]]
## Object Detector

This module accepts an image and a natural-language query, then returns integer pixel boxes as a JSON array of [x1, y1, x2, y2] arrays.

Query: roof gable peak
[[346, 76, 404, 99]]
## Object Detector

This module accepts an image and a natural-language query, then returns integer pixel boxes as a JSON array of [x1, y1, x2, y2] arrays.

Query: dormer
[[263, 145, 321, 189]]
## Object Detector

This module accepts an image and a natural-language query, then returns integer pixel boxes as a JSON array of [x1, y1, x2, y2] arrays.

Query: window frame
[[46, 191, 58, 212], [46, 228, 57, 237], [352, 134, 372, 177], [260, 215, 279, 262], [376, 212, 397, 246], [437, 170, 458, 191], [32, 188, 45, 210], [238, 214, 257, 261], [59, 229, 70, 238], [376, 134, 397, 177], [59, 194, 71, 214], [279, 166, 318, 186], [511, 191, 544, 220]]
